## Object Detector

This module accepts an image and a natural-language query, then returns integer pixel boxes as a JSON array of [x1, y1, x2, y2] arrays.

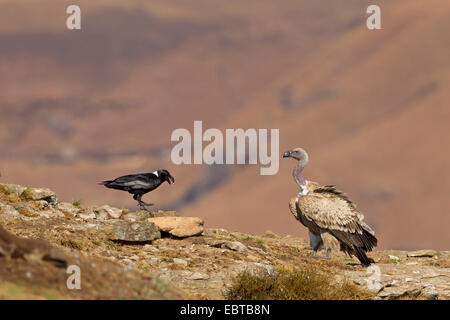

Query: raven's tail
[[99, 180, 111, 186]]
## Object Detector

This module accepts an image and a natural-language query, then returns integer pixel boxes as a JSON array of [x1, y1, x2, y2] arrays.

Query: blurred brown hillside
[[0, 0, 449, 250]]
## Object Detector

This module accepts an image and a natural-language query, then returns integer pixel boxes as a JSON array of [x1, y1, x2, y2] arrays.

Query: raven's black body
[[99, 170, 174, 210]]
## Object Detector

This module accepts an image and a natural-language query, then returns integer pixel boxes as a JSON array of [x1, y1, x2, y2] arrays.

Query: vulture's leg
[[325, 248, 332, 259], [309, 231, 323, 258]]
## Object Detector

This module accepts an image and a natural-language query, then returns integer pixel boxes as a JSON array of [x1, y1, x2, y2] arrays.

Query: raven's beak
[[168, 175, 175, 184], [283, 151, 291, 158]]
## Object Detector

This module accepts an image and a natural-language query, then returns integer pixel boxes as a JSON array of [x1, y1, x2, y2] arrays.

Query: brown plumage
[[283, 148, 377, 266]]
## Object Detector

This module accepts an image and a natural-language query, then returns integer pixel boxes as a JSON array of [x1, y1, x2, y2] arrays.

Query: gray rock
[[378, 285, 421, 299], [122, 210, 151, 222], [94, 205, 123, 220], [0, 183, 26, 197], [232, 262, 274, 276], [38, 208, 65, 218], [100, 220, 161, 242], [21, 187, 58, 205], [223, 241, 247, 252], [143, 244, 160, 253], [77, 208, 96, 220], [0, 202, 21, 219]]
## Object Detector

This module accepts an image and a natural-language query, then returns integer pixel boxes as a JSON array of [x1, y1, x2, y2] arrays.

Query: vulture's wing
[[298, 187, 377, 251]]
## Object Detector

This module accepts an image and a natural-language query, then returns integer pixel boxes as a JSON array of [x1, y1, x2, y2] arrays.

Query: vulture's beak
[[283, 151, 291, 158]]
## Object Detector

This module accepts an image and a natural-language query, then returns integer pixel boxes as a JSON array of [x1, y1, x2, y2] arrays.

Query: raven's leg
[[135, 194, 154, 210]]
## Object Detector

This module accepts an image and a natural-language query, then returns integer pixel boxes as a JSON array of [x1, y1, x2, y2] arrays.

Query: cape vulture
[[283, 148, 377, 266]]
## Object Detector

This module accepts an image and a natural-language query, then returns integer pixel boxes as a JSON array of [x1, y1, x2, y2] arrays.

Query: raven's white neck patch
[[152, 171, 159, 177]]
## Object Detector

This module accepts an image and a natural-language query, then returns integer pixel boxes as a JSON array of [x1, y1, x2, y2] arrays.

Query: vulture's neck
[[293, 162, 307, 201]]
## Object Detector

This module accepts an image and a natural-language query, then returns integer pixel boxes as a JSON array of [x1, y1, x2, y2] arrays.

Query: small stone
[[148, 216, 204, 238], [78, 208, 96, 220], [222, 241, 247, 252], [57, 202, 81, 216], [143, 244, 159, 253], [421, 285, 439, 300], [173, 258, 188, 266], [407, 249, 438, 258], [147, 257, 160, 265], [34, 200, 49, 210], [189, 272, 209, 280], [389, 255, 401, 262]]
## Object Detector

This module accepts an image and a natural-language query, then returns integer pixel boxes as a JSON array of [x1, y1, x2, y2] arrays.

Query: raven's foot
[[137, 201, 154, 212]]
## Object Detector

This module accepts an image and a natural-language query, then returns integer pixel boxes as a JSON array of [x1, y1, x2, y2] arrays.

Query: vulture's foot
[[310, 251, 331, 260]]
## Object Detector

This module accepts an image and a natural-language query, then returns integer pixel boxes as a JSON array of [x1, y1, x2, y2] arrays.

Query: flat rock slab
[[100, 220, 161, 242], [148, 216, 204, 238], [407, 250, 438, 258], [151, 210, 179, 218]]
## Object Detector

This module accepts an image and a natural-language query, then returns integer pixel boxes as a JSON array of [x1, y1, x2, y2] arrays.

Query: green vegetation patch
[[60, 239, 84, 251], [20, 188, 33, 200]]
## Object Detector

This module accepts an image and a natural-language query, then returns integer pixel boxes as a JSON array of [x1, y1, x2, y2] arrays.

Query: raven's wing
[[102, 173, 160, 191]]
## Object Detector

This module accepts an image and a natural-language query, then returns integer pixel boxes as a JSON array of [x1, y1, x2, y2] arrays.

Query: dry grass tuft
[[226, 265, 372, 300]]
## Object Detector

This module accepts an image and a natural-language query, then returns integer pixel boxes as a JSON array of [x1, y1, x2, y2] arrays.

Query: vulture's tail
[[354, 246, 374, 266]]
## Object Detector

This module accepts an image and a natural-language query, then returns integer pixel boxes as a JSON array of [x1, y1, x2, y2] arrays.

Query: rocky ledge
[[0, 183, 448, 300]]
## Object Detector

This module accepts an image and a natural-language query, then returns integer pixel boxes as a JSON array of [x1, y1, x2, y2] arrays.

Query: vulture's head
[[157, 169, 175, 184], [283, 148, 309, 166]]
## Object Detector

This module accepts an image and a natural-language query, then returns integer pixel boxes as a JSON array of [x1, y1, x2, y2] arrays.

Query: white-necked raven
[[99, 169, 175, 210]]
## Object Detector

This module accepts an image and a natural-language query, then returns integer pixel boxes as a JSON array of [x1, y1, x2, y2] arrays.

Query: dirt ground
[[0, 184, 448, 300]]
